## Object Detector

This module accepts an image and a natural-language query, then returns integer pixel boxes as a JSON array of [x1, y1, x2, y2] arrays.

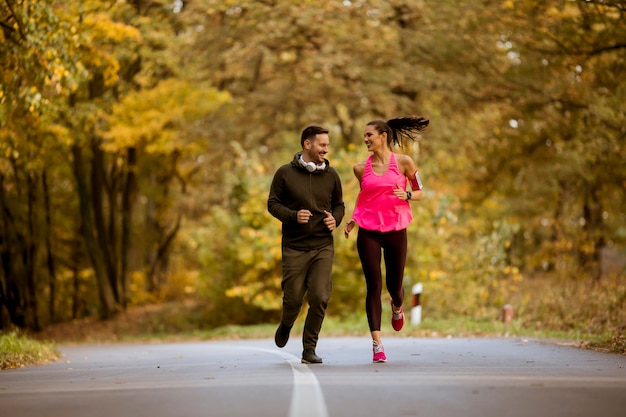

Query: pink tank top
[[352, 153, 412, 232]]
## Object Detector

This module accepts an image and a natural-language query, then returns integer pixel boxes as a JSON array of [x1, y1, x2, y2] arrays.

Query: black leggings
[[356, 228, 407, 332]]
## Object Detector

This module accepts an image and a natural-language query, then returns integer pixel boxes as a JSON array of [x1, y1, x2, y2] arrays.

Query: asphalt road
[[1, 337, 624, 417]]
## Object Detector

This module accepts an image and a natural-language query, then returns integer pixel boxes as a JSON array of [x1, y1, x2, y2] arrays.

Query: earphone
[[299, 155, 326, 172]]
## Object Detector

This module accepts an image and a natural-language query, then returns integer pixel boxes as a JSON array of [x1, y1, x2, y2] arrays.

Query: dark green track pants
[[280, 244, 334, 352]]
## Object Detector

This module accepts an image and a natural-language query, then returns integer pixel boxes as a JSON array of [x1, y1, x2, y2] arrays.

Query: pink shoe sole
[[373, 352, 387, 363], [373, 342, 387, 363]]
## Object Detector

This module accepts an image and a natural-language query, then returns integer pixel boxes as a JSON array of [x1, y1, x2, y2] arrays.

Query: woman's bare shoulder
[[353, 160, 367, 178], [395, 153, 417, 173], [395, 153, 413, 164], [353, 159, 367, 170]]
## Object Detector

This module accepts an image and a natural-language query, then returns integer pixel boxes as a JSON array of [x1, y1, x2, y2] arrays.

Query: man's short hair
[[301, 125, 329, 147]]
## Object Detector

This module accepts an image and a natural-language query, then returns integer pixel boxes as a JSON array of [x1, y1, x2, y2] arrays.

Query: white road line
[[255, 348, 329, 417]]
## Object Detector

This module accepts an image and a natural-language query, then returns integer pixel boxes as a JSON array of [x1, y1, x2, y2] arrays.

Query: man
[[268, 125, 345, 364]]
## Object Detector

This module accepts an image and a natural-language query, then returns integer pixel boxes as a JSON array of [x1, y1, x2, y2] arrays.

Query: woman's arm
[[397, 154, 423, 201], [344, 162, 366, 238]]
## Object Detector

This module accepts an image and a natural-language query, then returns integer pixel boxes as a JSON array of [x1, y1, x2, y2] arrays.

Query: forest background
[[1, 0, 624, 350]]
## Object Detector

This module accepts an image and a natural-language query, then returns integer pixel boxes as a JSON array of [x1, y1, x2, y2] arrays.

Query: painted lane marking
[[255, 348, 329, 417]]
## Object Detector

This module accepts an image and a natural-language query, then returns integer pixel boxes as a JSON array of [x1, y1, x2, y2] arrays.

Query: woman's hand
[[344, 219, 357, 238], [393, 183, 409, 201]]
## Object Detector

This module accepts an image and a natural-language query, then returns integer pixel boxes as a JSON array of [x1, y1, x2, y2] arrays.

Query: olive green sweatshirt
[[268, 153, 345, 251]]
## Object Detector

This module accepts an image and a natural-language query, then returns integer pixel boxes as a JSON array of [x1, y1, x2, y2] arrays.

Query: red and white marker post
[[410, 282, 423, 325]]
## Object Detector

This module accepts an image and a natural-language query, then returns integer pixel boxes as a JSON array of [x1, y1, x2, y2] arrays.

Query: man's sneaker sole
[[301, 350, 323, 364], [274, 323, 291, 348], [301, 358, 323, 364]]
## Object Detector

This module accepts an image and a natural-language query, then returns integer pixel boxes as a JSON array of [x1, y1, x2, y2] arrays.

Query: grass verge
[[4, 302, 622, 371], [0, 331, 60, 370], [31, 306, 619, 354]]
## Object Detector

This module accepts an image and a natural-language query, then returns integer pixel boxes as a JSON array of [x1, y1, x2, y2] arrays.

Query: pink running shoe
[[391, 299, 404, 331], [373, 341, 387, 363]]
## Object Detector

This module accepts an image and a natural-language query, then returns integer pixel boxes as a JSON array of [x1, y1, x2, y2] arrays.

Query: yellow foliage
[[560, 2, 582, 19], [225, 278, 282, 311], [102, 56, 120, 86], [103, 79, 230, 152], [83, 13, 142, 44], [129, 271, 155, 305], [428, 270, 446, 281], [545, 7, 561, 19], [161, 270, 200, 301]]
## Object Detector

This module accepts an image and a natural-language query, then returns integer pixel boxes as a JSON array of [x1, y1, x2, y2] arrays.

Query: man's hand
[[323, 210, 336, 231], [297, 209, 313, 224]]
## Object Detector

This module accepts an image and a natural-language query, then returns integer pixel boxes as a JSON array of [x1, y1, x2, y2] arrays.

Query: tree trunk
[[42, 171, 57, 323], [147, 214, 181, 292], [71, 144, 118, 319], [25, 171, 40, 331], [0, 173, 26, 328], [120, 147, 137, 308], [581, 185, 604, 282], [71, 235, 81, 320], [0, 175, 14, 329], [90, 139, 120, 302]]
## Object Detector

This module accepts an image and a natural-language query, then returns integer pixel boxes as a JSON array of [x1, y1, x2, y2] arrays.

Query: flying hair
[[387, 116, 429, 147], [368, 116, 429, 148]]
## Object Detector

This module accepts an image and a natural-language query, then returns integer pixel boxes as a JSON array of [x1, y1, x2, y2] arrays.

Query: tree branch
[[3, 0, 25, 41]]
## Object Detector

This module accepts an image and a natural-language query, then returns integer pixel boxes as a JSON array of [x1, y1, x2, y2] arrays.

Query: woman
[[344, 116, 428, 363]]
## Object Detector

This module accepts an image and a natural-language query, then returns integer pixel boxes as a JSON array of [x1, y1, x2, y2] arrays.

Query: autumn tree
[[1, 0, 623, 333], [413, 0, 625, 280], [0, 0, 230, 329], [0, 0, 91, 328]]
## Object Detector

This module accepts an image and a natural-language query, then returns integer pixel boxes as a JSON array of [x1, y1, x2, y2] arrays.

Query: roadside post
[[410, 282, 423, 325], [502, 304, 513, 325]]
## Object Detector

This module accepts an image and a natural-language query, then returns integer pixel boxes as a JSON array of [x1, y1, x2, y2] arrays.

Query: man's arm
[[330, 172, 345, 227], [268, 167, 297, 224]]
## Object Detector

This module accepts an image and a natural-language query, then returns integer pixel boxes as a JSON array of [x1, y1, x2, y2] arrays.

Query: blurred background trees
[[1, 0, 624, 336]]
